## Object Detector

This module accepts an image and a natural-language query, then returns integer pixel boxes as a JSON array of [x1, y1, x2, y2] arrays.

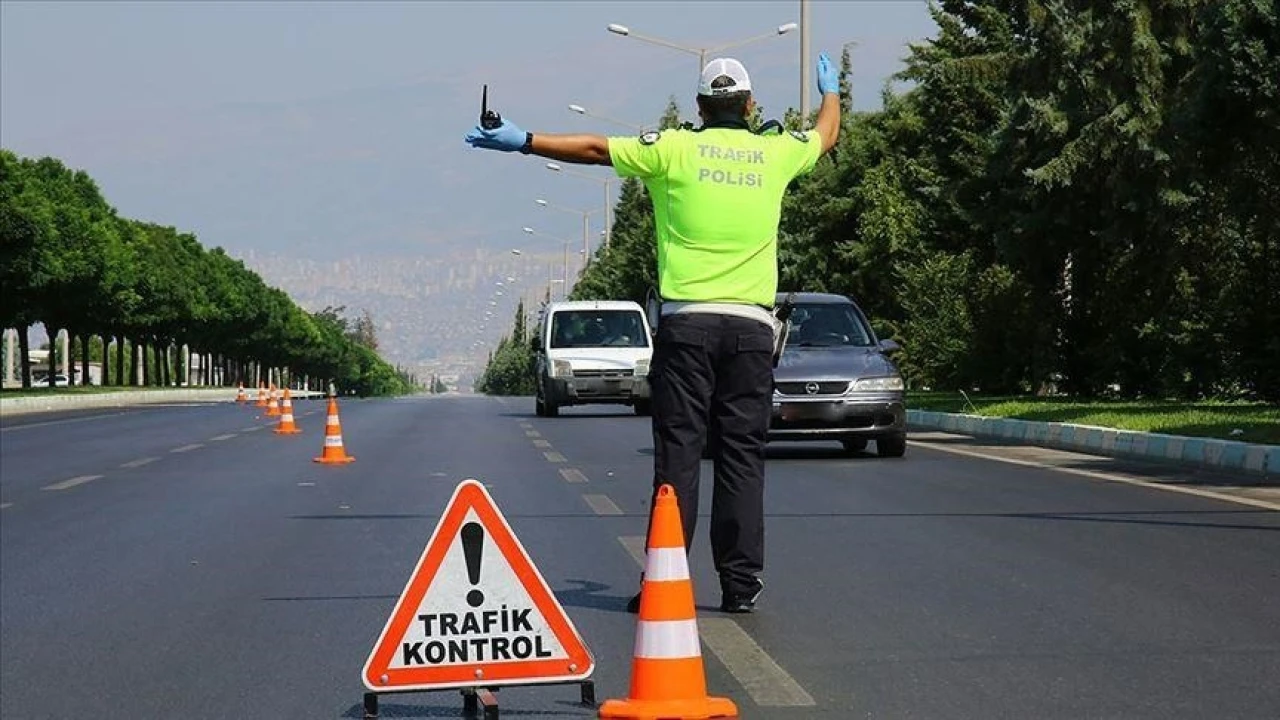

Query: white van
[[532, 300, 653, 417]]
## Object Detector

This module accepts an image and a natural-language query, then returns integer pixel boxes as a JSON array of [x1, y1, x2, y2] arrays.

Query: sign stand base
[[362, 679, 596, 719]]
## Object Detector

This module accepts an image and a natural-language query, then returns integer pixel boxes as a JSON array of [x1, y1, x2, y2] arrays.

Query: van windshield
[[550, 310, 649, 349]]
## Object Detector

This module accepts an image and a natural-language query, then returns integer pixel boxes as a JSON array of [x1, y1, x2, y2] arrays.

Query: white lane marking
[[543, 451, 566, 463], [241, 426, 263, 432], [0, 503, 13, 510], [519, 422, 533, 429], [120, 457, 160, 469], [533, 439, 552, 448], [699, 618, 818, 707], [208, 433, 236, 441], [911, 440, 1280, 512], [0, 412, 130, 432], [170, 443, 203, 453], [582, 494, 623, 515], [559, 468, 589, 484], [616, 536, 816, 707], [298, 482, 316, 487], [42, 474, 103, 491], [619, 536, 647, 567], [525, 430, 541, 438]]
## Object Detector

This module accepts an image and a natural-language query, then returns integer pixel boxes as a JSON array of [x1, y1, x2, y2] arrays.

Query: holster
[[772, 292, 797, 368]]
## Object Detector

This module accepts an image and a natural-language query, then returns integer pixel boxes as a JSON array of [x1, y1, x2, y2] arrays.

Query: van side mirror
[[878, 339, 901, 354]]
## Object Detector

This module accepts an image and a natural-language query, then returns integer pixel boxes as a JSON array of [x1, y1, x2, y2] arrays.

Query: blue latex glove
[[464, 118, 526, 152], [817, 52, 839, 96]]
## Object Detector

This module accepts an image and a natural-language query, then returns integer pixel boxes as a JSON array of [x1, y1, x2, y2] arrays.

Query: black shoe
[[627, 571, 644, 614], [719, 577, 764, 613]]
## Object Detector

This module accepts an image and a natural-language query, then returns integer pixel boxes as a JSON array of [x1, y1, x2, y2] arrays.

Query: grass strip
[[909, 393, 1279, 445]]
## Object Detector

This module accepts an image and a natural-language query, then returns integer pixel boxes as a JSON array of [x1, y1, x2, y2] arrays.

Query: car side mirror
[[878, 339, 901, 354]]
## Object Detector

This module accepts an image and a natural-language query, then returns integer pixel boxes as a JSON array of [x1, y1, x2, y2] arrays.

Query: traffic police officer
[[466, 53, 843, 613]]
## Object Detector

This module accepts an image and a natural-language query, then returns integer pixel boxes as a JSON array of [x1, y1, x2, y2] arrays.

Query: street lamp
[[523, 226, 575, 297], [607, 21, 797, 76], [568, 103, 648, 134], [535, 198, 602, 264], [546, 162, 614, 249]]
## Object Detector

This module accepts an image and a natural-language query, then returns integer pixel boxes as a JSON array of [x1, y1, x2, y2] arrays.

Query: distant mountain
[[240, 247, 580, 391]]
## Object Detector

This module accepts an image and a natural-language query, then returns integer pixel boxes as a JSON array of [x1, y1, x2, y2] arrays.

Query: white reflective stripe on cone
[[634, 619, 701, 659], [324, 435, 344, 447], [327, 415, 339, 426], [281, 414, 294, 421], [644, 547, 690, 582]]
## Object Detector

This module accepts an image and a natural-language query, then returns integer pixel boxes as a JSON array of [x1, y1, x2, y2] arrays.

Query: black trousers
[[646, 312, 774, 597]]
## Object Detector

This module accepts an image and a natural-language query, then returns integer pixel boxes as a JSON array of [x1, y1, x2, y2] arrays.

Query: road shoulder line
[[911, 439, 1280, 512]]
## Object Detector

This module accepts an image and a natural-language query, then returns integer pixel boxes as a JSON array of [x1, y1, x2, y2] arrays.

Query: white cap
[[698, 57, 752, 96]]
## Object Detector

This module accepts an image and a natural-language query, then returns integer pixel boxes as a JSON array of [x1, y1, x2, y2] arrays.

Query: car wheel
[[633, 400, 651, 416], [876, 434, 907, 458], [841, 438, 868, 454]]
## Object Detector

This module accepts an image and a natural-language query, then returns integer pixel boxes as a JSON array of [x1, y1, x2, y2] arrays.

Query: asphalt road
[[2, 395, 1277, 719]]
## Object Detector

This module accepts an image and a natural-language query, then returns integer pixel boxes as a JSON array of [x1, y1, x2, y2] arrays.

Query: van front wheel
[[633, 400, 651, 416], [535, 386, 559, 417]]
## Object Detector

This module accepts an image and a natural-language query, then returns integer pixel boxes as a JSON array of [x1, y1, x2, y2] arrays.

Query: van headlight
[[634, 359, 650, 377], [852, 376, 904, 392], [552, 360, 573, 379]]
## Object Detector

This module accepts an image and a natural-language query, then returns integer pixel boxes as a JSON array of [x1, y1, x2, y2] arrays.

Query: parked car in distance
[[768, 292, 907, 457], [533, 300, 653, 417], [31, 372, 70, 387]]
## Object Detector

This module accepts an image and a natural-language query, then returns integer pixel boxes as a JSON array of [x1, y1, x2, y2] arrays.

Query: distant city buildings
[[238, 247, 565, 391]]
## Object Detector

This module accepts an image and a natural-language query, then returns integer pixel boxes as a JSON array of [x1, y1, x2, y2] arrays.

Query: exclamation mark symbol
[[461, 522, 485, 608]]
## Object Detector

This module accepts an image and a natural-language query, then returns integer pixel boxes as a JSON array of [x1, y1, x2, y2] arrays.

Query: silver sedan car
[[768, 292, 907, 457]]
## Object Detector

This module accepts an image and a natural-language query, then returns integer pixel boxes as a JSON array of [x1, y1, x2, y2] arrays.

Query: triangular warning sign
[[362, 479, 594, 692]]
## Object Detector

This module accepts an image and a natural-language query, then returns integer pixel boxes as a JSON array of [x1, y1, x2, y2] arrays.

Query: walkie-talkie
[[480, 84, 502, 129]]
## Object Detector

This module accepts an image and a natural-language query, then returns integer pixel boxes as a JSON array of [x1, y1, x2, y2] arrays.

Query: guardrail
[[907, 409, 1278, 482], [0, 388, 327, 417]]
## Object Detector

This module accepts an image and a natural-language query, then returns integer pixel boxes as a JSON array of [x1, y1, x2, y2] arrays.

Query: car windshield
[[785, 303, 875, 347], [550, 310, 649, 349]]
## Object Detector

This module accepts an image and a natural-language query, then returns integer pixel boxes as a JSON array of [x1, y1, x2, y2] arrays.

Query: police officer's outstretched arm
[[463, 114, 615, 166]]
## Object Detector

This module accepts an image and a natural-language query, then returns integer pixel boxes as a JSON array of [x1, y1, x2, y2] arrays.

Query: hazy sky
[[2, 1, 939, 263]]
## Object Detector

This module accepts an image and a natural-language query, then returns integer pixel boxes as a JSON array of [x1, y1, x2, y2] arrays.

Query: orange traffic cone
[[598, 484, 737, 720], [256, 383, 267, 407], [236, 383, 247, 403], [266, 384, 281, 417], [273, 388, 302, 434], [313, 397, 355, 464]]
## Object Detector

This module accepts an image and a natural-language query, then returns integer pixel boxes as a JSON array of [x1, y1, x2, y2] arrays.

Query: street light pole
[[546, 162, 614, 250], [535, 198, 600, 264], [524, 226, 577, 298], [801, 0, 811, 126], [568, 104, 647, 133], [608, 21, 797, 80]]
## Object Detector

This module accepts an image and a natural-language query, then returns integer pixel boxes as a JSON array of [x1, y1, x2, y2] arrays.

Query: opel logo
[[805, 382, 820, 395]]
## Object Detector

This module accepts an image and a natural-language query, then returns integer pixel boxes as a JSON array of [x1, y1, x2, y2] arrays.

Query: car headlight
[[552, 359, 573, 378], [851, 376, 904, 392], [634, 358, 650, 377]]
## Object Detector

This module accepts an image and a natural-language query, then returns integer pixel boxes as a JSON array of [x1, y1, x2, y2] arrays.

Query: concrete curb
[[0, 389, 326, 417], [907, 409, 1278, 482]]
